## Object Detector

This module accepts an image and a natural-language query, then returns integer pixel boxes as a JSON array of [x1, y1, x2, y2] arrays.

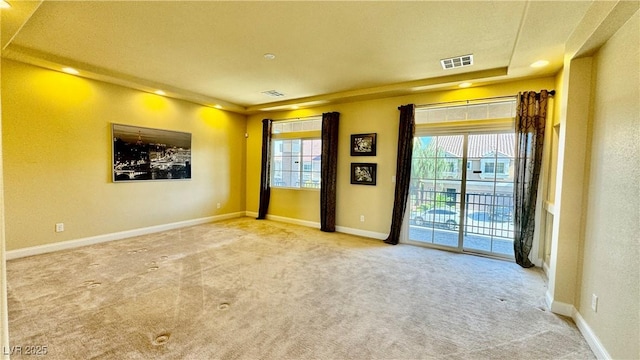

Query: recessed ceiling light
[[530, 60, 549, 68], [214, 104, 223, 109], [264, 53, 276, 60], [459, 82, 472, 88], [154, 90, 166, 96], [62, 67, 79, 75], [0, 1, 11, 9]]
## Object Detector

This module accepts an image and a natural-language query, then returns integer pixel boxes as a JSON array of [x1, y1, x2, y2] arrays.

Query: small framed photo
[[351, 163, 377, 186], [351, 133, 377, 156]]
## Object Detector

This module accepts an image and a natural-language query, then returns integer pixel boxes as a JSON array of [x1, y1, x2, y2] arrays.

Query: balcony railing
[[409, 189, 514, 239]]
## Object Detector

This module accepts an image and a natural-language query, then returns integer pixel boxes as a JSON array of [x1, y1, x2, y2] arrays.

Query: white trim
[[533, 257, 543, 268], [573, 311, 612, 360], [545, 287, 611, 359], [544, 201, 556, 215], [545, 290, 553, 309], [335, 226, 387, 240], [552, 300, 575, 317], [542, 260, 550, 278], [6, 212, 245, 260], [263, 214, 320, 229], [545, 291, 575, 317], [246, 212, 388, 240]]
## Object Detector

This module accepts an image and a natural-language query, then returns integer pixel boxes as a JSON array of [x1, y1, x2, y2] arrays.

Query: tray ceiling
[[2, 1, 593, 113]]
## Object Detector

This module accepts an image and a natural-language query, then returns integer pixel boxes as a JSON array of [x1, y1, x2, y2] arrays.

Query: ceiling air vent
[[441, 54, 473, 70], [262, 90, 285, 97]]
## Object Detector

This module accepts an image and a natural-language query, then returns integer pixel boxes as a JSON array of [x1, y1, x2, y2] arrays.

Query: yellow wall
[[578, 11, 639, 359], [246, 77, 555, 235], [0, 13, 11, 351], [541, 70, 564, 267], [1, 59, 247, 250]]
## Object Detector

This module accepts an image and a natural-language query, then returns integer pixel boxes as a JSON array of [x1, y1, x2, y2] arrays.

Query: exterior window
[[272, 138, 321, 189], [484, 162, 495, 174], [480, 158, 510, 177], [444, 161, 456, 172], [270, 117, 322, 189]]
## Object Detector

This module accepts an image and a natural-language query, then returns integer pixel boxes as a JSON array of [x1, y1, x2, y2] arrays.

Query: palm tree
[[411, 137, 450, 182], [411, 137, 456, 211]]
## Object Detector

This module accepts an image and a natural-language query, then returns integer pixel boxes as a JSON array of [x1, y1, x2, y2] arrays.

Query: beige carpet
[[7, 217, 594, 359]]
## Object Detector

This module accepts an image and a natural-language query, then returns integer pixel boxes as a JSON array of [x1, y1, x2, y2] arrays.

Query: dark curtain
[[320, 112, 340, 232], [257, 119, 273, 220], [513, 91, 550, 267], [384, 104, 415, 245]]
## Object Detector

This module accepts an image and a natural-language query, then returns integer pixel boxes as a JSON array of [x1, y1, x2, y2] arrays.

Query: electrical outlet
[[55, 223, 64, 232], [217, 203, 221, 209], [360, 215, 365, 222], [591, 294, 598, 312]]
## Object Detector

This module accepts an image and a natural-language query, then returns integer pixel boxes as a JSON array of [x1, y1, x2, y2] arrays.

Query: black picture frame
[[350, 133, 377, 156], [350, 163, 377, 186], [112, 123, 192, 182]]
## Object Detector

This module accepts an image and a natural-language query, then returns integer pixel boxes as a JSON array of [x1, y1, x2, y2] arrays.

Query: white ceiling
[[2, 1, 594, 113]]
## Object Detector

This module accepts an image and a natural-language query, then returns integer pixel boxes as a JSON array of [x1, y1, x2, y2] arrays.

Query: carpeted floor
[[7, 217, 595, 359]]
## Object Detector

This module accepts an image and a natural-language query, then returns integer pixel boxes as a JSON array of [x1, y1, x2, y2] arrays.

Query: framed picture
[[351, 163, 377, 186], [351, 133, 377, 156], [112, 123, 192, 182]]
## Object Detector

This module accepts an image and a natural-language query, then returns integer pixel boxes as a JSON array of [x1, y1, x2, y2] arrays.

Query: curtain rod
[[269, 114, 322, 122], [416, 90, 555, 109], [416, 95, 517, 108]]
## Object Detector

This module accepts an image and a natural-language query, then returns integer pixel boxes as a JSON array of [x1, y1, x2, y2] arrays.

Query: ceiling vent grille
[[262, 90, 285, 97], [441, 54, 473, 70]]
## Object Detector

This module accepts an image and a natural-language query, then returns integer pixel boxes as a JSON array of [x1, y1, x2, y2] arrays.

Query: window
[[415, 99, 516, 124], [272, 118, 322, 134], [272, 139, 321, 188], [444, 160, 456, 172], [439, 158, 459, 177], [480, 158, 510, 177], [484, 162, 495, 174], [271, 118, 322, 189]]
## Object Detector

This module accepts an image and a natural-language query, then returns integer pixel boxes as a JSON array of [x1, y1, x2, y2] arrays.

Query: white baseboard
[[573, 311, 611, 360], [335, 226, 387, 240], [533, 257, 543, 268], [247, 211, 321, 229], [247, 212, 388, 240], [265, 214, 321, 229], [6, 212, 245, 260], [547, 296, 576, 317], [545, 291, 610, 359], [542, 260, 550, 278]]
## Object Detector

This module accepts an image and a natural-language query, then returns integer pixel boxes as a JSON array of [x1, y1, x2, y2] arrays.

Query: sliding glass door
[[408, 135, 464, 249], [462, 133, 515, 257], [406, 132, 515, 259]]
